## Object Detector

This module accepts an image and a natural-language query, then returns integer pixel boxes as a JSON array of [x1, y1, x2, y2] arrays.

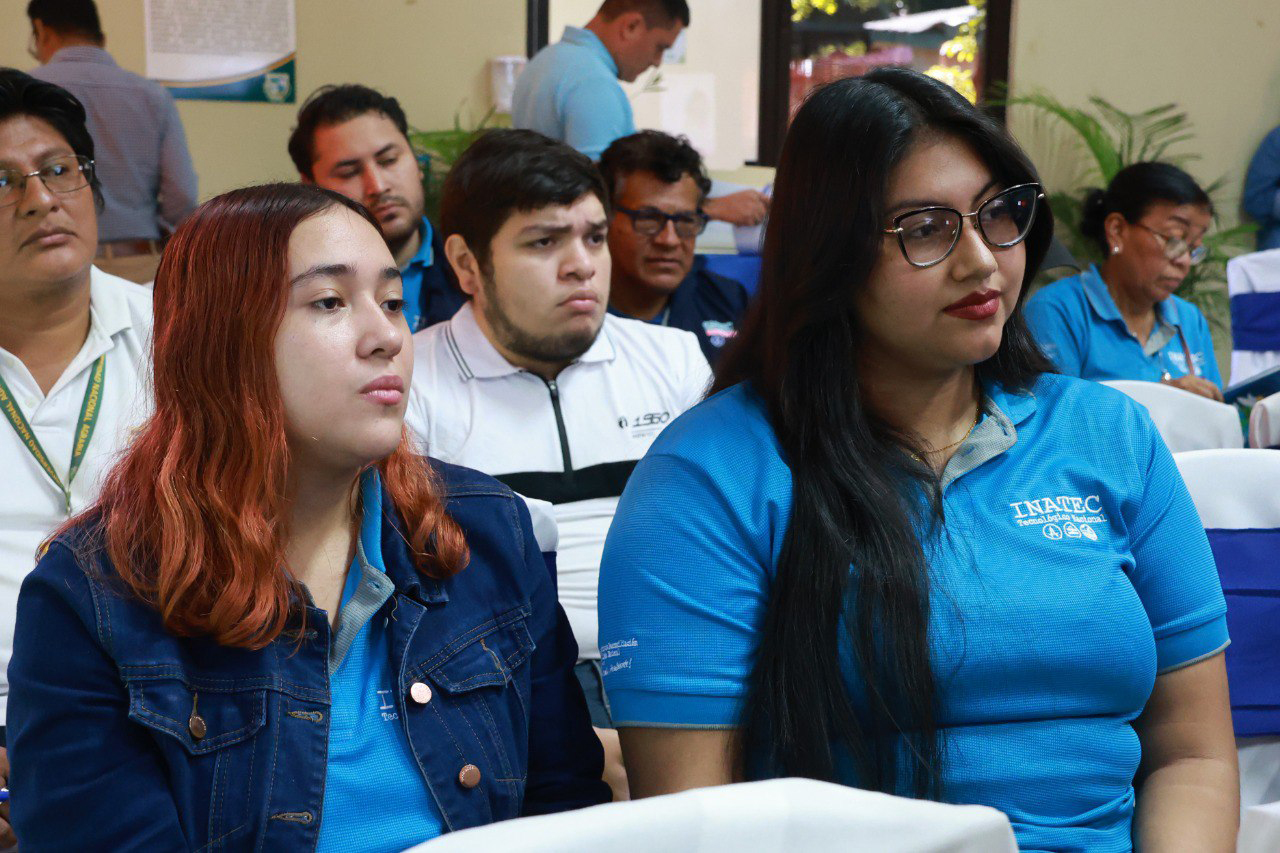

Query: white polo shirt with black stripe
[[405, 302, 711, 659]]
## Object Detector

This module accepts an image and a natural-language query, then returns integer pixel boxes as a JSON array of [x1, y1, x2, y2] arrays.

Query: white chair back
[[1249, 392, 1280, 449], [1228, 248, 1280, 384], [411, 778, 1017, 853], [1174, 449, 1280, 813], [1101, 380, 1243, 452], [1240, 800, 1280, 852]]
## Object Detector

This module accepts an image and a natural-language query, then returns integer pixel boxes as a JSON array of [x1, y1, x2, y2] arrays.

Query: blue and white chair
[[1174, 448, 1280, 810], [1229, 248, 1280, 384], [1102, 380, 1243, 452]]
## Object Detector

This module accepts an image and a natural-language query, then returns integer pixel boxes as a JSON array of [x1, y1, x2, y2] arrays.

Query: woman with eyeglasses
[[596, 69, 1238, 851], [1026, 162, 1224, 401]]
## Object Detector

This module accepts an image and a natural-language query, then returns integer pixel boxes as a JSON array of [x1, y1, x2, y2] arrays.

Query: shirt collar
[[47, 46, 116, 67], [1080, 264, 1182, 329], [89, 266, 137, 341], [561, 26, 620, 77], [358, 468, 386, 573], [446, 301, 617, 380], [940, 379, 1037, 492], [403, 217, 435, 271]]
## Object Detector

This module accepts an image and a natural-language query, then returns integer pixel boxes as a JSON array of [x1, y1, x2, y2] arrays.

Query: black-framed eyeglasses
[[1132, 223, 1208, 265], [882, 182, 1045, 268], [0, 155, 95, 209], [614, 204, 710, 238]]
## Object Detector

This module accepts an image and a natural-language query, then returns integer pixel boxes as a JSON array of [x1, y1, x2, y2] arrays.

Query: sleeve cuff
[[605, 688, 743, 729], [1156, 613, 1230, 674]]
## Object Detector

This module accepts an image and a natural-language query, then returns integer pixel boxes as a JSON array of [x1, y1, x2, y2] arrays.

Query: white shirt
[[0, 267, 153, 723], [406, 303, 711, 659]]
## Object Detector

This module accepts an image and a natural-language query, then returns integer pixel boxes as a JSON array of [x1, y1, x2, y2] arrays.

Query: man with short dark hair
[[288, 84, 463, 331], [27, 0, 197, 283], [599, 130, 750, 364], [514, 0, 687, 162], [405, 129, 710, 800], [0, 71, 154, 843]]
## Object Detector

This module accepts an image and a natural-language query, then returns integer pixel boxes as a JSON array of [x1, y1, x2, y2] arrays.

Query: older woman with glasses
[[596, 70, 1238, 851], [1026, 162, 1224, 400]]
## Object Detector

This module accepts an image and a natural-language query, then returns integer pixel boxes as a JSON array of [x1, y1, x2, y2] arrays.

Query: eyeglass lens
[[0, 156, 93, 207], [896, 185, 1039, 266], [630, 210, 708, 238]]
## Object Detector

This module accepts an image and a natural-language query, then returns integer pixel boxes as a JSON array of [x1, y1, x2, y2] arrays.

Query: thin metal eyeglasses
[[0, 155, 96, 209], [1131, 222, 1208, 265], [614, 204, 710, 238], [882, 182, 1045, 268]]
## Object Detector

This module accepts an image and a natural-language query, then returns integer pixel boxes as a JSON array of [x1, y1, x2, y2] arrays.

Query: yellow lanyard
[[0, 354, 106, 515]]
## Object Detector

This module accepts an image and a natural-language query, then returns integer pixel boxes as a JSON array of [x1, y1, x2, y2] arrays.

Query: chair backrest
[[1101, 380, 1243, 452], [1173, 450, 1280, 740], [1250, 392, 1280, 449], [1228, 248, 1280, 383], [414, 778, 1017, 853]]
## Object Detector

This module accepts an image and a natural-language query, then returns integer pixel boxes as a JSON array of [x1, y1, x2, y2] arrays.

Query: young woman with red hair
[[6, 183, 608, 849]]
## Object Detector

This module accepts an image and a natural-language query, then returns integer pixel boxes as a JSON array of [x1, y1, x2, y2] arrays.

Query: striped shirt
[[31, 47, 198, 241]]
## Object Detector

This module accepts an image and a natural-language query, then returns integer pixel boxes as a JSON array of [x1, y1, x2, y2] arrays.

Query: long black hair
[[714, 68, 1054, 798]]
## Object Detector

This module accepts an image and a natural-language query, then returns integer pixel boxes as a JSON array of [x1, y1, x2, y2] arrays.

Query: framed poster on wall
[[144, 0, 296, 103]]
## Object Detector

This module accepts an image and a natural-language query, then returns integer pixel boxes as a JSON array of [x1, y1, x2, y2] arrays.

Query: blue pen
[[0, 788, 8, 803]]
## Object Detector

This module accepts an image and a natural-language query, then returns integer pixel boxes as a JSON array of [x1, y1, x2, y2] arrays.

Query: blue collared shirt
[[317, 469, 445, 850], [31, 46, 197, 241], [512, 27, 636, 160], [598, 373, 1227, 852], [1025, 265, 1223, 389], [1244, 125, 1280, 251], [401, 217, 465, 331]]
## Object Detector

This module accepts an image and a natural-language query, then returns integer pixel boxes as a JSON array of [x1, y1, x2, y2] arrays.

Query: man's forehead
[[0, 114, 75, 168], [311, 112, 407, 163], [505, 195, 606, 229], [616, 170, 699, 205]]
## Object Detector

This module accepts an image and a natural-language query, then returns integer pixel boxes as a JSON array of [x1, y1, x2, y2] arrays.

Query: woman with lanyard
[[7, 183, 609, 849], [597, 69, 1238, 851], [1025, 162, 1224, 400]]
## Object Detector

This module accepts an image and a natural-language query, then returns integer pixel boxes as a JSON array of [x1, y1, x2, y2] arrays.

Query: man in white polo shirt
[[405, 129, 709, 799], [0, 71, 152, 830]]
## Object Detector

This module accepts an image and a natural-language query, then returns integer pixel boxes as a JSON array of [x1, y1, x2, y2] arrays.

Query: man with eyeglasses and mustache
[[288, 84, 464, 331], [0, 71, 154, 847], [599, 131, 750, 364]]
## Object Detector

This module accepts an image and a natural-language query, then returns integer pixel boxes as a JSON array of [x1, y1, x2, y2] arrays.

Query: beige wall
[[1008, 1, 1280, 227], [1, 0, 525, 199]]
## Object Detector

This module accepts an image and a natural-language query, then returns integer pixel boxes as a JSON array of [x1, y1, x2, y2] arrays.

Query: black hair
[[714, 68, 1054, 798], [1080, 162, 1213, 254], [26, 0, 104, 42], [287, 84, 411, 179], [0, 67, 102, 208], [598, 130, 712, 203], [598, 0, 690, 27], [440, 129, 610, 271]]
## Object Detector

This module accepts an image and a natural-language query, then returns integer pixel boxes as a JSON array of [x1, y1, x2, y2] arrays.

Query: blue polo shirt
[[512, 26, 635, 160], [317, 469, 445, 851], [402, 217, 465, 332], [1025, 265, 1223, 388], [597, 373, 1228, 852], [608, 262, 750, 364]]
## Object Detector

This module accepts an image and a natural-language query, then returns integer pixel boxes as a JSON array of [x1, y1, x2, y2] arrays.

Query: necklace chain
[[910, 406, 981, 463]]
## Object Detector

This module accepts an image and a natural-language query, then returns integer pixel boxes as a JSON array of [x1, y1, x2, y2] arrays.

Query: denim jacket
[[7, 459, 608, 851]]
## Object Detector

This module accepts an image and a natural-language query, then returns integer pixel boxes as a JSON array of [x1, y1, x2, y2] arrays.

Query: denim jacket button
[[458, 764, 481, 789], [409, 681, 432, 705], [188, 713, 207, 740]]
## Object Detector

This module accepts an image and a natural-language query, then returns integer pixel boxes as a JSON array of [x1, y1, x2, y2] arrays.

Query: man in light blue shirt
[[27, 0, 198, 283], [514, 0, 688, 161]]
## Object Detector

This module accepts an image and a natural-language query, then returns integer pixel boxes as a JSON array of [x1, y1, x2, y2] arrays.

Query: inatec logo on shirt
[[1009, 494, 1107, 542]]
